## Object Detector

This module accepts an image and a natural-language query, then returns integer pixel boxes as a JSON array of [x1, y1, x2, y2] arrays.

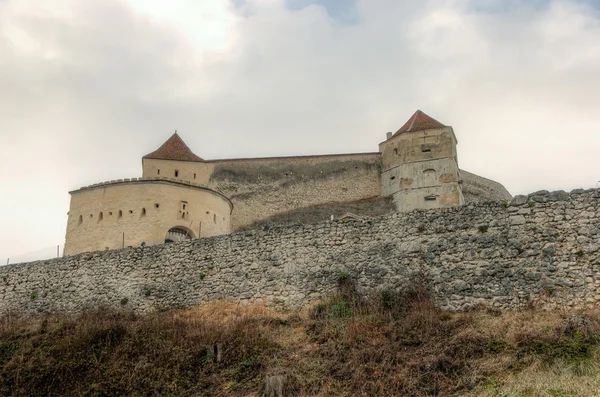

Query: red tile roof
[[143, 133, 204, 162], [393, 110, 446, 137]]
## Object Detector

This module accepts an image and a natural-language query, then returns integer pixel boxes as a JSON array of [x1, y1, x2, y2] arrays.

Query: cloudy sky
[[1, 0, 599, 262]]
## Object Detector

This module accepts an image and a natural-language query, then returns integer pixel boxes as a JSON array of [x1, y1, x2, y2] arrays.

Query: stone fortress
[[64, 110, 512, 256]]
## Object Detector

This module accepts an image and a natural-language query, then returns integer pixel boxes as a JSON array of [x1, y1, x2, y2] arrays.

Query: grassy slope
[[1, 287, 600, 397]]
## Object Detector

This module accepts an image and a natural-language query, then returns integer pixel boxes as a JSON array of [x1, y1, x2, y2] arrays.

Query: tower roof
[[393, 110, 446, 137], [143, 133, 204, 162]]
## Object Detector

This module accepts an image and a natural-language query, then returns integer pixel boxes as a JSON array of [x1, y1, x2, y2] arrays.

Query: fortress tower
[[379, 110, 464, 211]]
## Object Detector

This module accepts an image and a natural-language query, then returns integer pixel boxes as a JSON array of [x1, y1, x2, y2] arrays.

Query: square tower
[[379, 110, 464, 211]]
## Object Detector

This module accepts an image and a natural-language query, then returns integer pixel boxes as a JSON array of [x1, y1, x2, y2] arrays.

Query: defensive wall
[[142, 151, 511, 231], [3, 189, 597, 317]]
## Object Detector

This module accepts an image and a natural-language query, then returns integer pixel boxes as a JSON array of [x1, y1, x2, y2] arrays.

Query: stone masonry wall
[[1, 189, 598, 316]]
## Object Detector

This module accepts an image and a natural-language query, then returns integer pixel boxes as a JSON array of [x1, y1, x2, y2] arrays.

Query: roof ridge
[[392, 110, 446, 137], [143, 132, 204, 162]]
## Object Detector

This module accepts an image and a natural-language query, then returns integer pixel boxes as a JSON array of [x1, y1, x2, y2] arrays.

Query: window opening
[[142, 208, 146, 216], [213, 214, 216, 223], [118, 210, 123, 219], [155, 203, 160, 209], [78, 215, 83, 225], [98, 212, 103, 222], [422, 148, 432, 153], [129, 210, 133, 214], [425, 196, 437, 201], [157, 169, 160, 175], [390, 176, 396, 180], [194, 173, 196, 179], [175, 170, 179, 177], [394, 148, 398, 155]]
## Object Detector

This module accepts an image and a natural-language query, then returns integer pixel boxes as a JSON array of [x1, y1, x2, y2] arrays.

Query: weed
[[144, 289, 151, 297], [331, 301, 353, 318], [336, 272, 350, 283], [501, 201, 509, 208], [30, 291, 37, 300], [529, 201, 535, 207], [199, 273, 207, 280], [120, 298, 128, 305], [479, 225, 489, 233]]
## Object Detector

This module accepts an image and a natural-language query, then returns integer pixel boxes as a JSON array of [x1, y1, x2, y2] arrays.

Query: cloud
[[1, 0, 599, 259]]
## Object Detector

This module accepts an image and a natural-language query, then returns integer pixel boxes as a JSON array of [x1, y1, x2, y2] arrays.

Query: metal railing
[[1, 245, 63, 266]]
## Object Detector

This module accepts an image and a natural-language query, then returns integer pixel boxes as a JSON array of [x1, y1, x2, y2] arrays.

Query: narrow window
[[157, 169, 160, 175], [425, 196, 437, 201], [422, 148, 432, 153], [180, 201, 188, 212], [213, 214, 216, 223], [183, 204, 186, 210], [142, 208, 146, 216], [78, 215, 83, 225], [194, 173, 196, 179], [175, 170, 179, 177], [118, 210, 123, 219], [394, 148, 398, 155], [98, 212, 103, 222]]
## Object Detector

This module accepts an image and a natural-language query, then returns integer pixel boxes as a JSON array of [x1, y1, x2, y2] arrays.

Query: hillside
[[1, 281, 599, 397]]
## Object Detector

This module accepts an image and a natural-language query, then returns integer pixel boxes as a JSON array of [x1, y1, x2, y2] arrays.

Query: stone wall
[[460, 169, 513, 204], [2, 189, 598, 316], [208, 153, 382, 230]]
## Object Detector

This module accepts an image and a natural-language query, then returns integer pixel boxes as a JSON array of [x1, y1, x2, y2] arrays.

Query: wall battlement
[[3, 188, 599, 316]]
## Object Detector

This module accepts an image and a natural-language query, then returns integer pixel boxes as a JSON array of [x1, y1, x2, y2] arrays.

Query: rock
[[530, 190, 550, 196], [549, 190, 569, 202], [510, 215, 526, 226], [510, 195, 528, 206]]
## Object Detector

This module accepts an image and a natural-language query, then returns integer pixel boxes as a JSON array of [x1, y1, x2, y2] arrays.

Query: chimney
[[386, 132, 393, 140]]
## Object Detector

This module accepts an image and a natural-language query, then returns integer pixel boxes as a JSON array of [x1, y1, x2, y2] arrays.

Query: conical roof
[[143, 133, 204, 162], [393, 110, 446, 137]]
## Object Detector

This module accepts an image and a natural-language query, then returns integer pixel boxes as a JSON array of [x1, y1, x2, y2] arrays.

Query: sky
[[1, 0, 599, 262]]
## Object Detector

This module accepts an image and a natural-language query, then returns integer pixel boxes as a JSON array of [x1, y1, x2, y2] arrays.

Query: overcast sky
[[1, 0, 599, 262]]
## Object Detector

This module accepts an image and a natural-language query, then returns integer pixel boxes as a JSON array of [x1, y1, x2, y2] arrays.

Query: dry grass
[[1, 286, 600, 396]]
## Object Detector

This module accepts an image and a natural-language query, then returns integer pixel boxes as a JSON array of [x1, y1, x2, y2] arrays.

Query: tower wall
[[64, 179, 232, 255], [379, 126, 464, 211]]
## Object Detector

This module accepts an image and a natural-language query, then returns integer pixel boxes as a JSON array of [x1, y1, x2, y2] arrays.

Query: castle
[[64, 110, 512, 255]]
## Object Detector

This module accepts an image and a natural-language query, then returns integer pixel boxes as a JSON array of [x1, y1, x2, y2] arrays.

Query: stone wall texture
[[2, 189, 598, 316]]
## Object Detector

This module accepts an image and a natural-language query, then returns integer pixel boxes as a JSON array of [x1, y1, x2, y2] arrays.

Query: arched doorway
[[165, 227, 195, 244]]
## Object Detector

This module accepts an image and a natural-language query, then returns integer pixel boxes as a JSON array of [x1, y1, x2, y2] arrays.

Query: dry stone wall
[[1, 189, 599, 316]]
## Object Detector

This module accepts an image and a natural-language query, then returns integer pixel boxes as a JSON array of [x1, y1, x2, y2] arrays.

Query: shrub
[[479, 225, 489, 233], [120, 298, 128, 305]]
